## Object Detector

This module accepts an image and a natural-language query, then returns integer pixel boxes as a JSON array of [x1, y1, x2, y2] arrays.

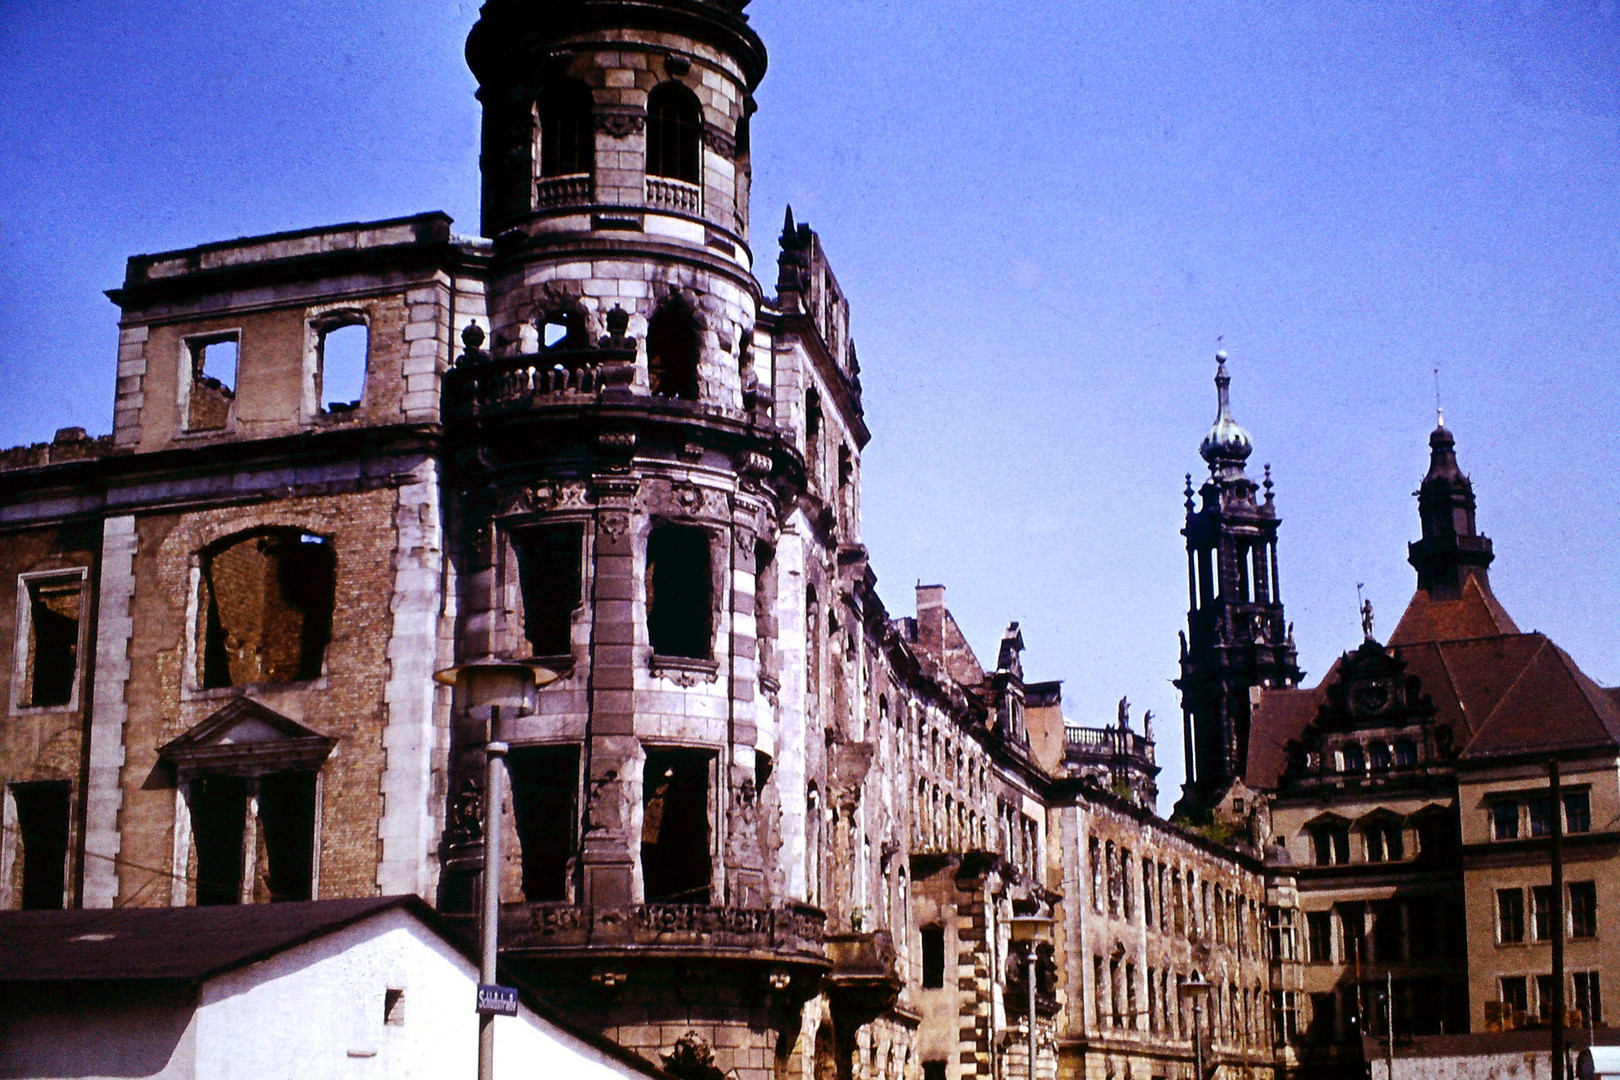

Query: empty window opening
[[640, 749, 711, 903], [11, 781, 70, 910], [318, 321, 368, 413], [201, 529, 336, 688], [22, 576, 82, 708], [384, 988, 406, 1026], [646, 525, 712, 659], [646, 83, 701, 184], [508, 746, 578, 902], [754, 542, 777, 682], [646, 303, 701, 400], [539, 81, 595, 178], [920, 925, 945, 988], [190, 774, 248, 905], [515, 525, 583, 656], [187, 335, 238, 431], [256, 771, 317, 902]]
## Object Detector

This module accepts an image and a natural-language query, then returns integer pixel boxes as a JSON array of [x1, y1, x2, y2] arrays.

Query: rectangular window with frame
[[1307, 910, 1333, 963], [14, 571, 86, 710], [1575, 972, 1603, 1027], [508, 745, 579, 902], [1532, 885, 1554, 941], [1564, 791, 1592, 834], [1493, 800, 1520, 840], [645, 524, 713, 660], [185, 333, 239, 432], [1497, 889, 1525, 944], [1570, 881, 1597, 939], [640, 748, 711, 903], [1537, 974, 1557, 1024], [514, 524, 584, 657], [1529, 797, 1555, 838], [1500, 976, 1528, 1016]]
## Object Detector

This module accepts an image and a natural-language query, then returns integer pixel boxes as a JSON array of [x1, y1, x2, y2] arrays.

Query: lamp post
[[434, 658, 563, 1080], [1008, 915, 1055, 1080], [1180, 975, 1213, 1080]]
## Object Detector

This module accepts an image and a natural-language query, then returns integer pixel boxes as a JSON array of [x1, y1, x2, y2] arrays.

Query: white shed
[[1579, 1046, 1620, 1080], [0, 896, 667, 1080]]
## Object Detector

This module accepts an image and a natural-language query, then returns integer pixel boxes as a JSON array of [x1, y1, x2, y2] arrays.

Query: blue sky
[[2, 0, 1616, 811]]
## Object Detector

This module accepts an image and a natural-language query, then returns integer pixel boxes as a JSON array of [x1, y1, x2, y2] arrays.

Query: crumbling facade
[[4, 4, 1504, 1080]]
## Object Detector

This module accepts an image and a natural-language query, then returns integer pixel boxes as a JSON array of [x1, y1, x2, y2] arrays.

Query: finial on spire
[[1434, 365, 1444, 429], [1184, 473, 1196, 513], [781, 204, 796, 240], [1199, 350, 1253, 471], [1263, 463, 1274, 503]]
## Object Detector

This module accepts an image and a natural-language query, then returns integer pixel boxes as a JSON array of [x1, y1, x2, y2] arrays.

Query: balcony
[[824, 930, 902, 1027], [646, 176, 702, 215], [535, 173, 593, 210], [493, 901, 829, 968], [1064, 725, 1154, 767], [447, 344, 636, 418]]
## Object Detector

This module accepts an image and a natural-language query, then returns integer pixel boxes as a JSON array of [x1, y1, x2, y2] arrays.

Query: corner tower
[[443, 3, 817, 1067], [1175, 353, 1301, 817]]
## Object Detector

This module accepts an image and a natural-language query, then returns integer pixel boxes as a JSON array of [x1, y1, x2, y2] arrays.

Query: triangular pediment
[[159, 698, 335, 776]]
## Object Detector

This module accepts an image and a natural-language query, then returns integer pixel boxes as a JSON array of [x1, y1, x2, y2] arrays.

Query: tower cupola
[[1199, 352, 1254, 478], [1407, 420, 1494, 599]]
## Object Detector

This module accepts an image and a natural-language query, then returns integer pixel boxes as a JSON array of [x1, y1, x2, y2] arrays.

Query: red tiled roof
[[1249, 577, 1619, 785], [1386, 574, 1519, 646]]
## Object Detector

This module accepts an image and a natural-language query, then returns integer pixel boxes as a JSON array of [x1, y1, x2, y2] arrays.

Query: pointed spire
[[1199, 350, 1254, 477], [781, 203, 796, 241]]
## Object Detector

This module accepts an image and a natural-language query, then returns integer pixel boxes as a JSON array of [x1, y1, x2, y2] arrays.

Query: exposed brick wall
[[113, 486, 406, 907]]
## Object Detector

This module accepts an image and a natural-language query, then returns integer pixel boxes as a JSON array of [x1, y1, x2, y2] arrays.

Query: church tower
[[1174, 353, 1301, 817]]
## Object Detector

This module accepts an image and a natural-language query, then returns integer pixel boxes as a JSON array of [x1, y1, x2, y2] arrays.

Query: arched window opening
[[646, 303, 701, 400], [646, 524, 712, 659], [1393, 739, 1417, 768], [539, 81, 595, 178], [646, 83, 701, 183], [200, 529, 335, 688], [317, 319, 368, 413], [1340, 743, 1365, 773]]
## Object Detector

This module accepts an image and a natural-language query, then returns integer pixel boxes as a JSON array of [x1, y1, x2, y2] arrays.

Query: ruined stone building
[[1, 3, 1609, 1080]]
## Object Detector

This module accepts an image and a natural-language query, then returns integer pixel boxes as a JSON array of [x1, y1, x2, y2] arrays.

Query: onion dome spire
[[1199, 351, 1253, 479]]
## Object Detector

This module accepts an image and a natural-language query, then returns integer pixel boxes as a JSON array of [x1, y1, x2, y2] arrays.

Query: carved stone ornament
[[599, 512, 631, 541], [590, 968, 630, 989], [597, 429, 637, 450], [594, 107, 646, 138], [736, 529, 756, 557], [739, 450, 773, 478], [650, 655, 721, 687], [701, 122, 736, 159], [672, 482, 704, 512], [678, 442, 705, 463]]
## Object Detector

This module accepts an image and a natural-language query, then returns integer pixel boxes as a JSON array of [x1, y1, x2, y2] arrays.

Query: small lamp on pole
[[1180, 975, 1214, 1080], [1007, 915, 1055, 1080], [434, 657, 564, 1080]]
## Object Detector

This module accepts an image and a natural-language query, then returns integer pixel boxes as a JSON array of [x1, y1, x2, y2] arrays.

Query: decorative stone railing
[[495, 901, 828, 962], [535, 173, 593, 210], [646, 176, 702, 215], [1064, 726, 1153, 762], [447, 345, 637, 417]]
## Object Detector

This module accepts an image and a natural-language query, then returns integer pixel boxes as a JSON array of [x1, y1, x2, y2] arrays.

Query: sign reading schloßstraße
[[476, 983, 519, 1017]]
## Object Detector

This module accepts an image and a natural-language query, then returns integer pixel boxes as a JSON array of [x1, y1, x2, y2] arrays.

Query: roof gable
[[1460, 639, 1620, 760]]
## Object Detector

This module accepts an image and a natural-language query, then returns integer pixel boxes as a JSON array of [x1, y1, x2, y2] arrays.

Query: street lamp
[[434, 657, 564, 1080], [1180, 975, 1214, 1080], [1008, 915, 1055, 1080]]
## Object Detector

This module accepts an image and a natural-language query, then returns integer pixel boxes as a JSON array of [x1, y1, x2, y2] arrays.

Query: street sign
[[476, 983, 519, 1017]]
